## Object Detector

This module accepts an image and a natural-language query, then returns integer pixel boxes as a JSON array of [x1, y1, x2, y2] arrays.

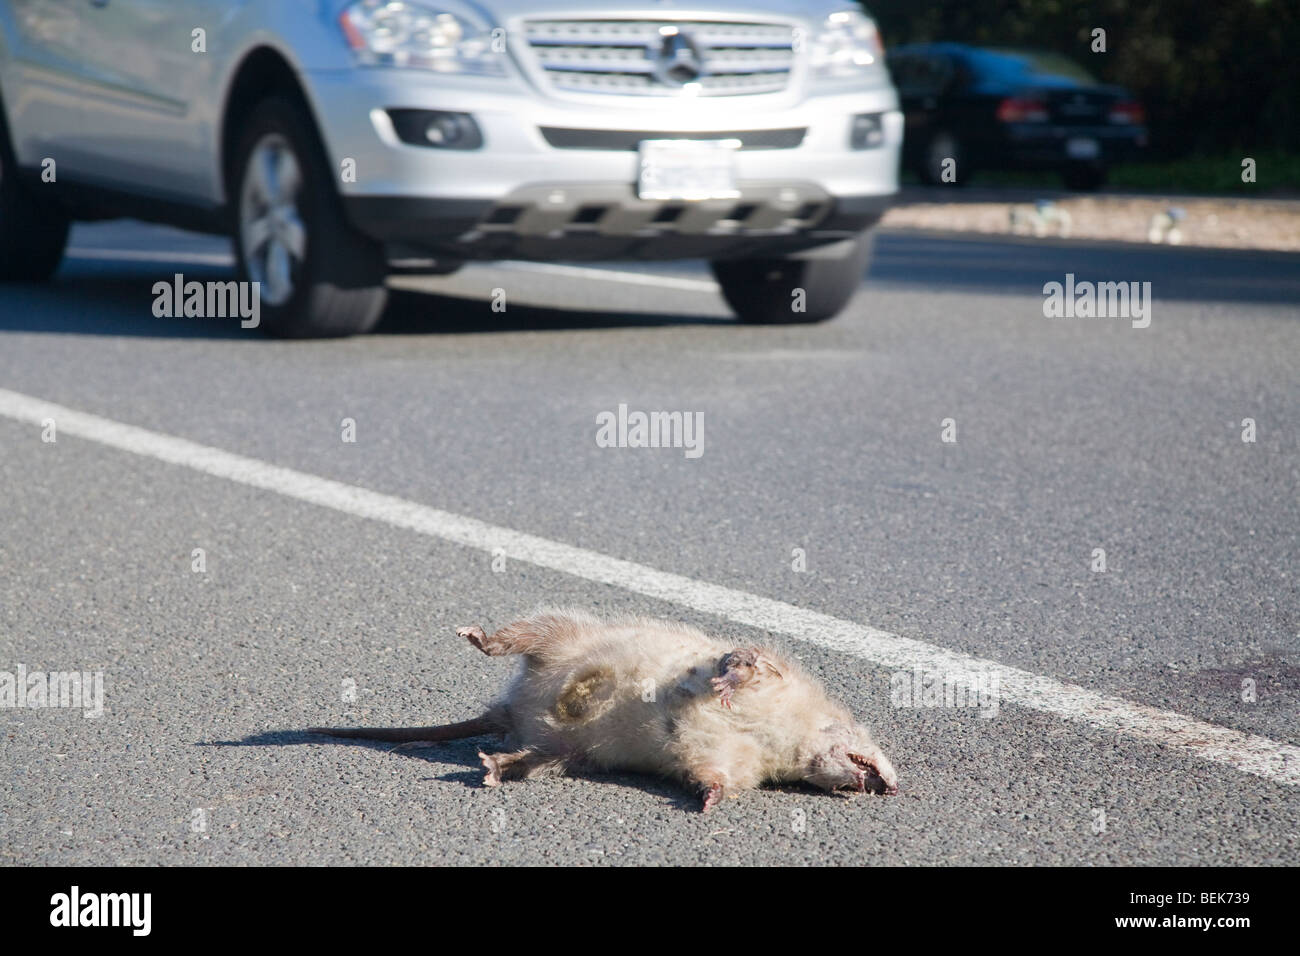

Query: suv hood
[[458, 0, 852, 27]]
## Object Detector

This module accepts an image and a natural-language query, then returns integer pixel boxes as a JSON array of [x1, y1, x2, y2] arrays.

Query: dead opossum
[[309, 608, 898, 812]]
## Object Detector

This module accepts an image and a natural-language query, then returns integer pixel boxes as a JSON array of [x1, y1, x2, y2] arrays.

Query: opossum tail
[[307, 714, 503, 742]]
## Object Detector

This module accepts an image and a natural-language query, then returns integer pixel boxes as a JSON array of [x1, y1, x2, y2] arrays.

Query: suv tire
[[711, 230, 874, 324], [232, 96, 387, 338], [0, 106, 70, 281]]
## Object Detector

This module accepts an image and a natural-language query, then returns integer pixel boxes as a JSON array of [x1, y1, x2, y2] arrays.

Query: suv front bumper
[[344, 188, 893, 261], [303, 69, 902, 260]]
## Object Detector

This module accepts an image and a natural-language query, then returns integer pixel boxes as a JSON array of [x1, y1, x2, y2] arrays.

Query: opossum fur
[[310, 608, 898, 811]]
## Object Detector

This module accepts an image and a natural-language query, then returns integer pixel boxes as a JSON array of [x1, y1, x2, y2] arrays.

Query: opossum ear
[[710, 647, 782, 709]]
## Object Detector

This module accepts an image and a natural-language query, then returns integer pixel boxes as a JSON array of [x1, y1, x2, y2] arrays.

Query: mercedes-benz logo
[[653, 30, 706, 86]]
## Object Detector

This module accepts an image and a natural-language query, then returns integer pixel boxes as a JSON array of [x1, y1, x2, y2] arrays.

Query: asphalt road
[[1, 222, 1297, 865]]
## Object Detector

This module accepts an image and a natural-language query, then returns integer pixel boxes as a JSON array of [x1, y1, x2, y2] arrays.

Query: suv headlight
[[339, 1, 505, 76], [809, 10, 884, 81]]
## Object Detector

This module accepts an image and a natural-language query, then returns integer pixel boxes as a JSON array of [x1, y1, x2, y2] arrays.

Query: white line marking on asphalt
[[1, 385, 1295, 788], [491, 261, 719, 292], [65, 249, 721, 293], [715, 349, 863, 362], [67, 249, 236, 266]]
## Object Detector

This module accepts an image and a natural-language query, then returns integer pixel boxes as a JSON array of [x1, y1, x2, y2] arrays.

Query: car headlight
[[339, 1, 505, 76], [809, 10, 884, 81]]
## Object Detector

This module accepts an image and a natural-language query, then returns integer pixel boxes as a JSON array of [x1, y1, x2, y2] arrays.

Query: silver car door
[[72, 0, 223, 199], [1, 0, 92, 173]]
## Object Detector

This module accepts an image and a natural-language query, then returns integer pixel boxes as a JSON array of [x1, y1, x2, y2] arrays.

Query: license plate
[[1066, 137, 1100, 160], [637, 139, 741, 201]]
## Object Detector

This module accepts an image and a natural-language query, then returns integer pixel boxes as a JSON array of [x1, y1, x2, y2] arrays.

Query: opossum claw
[[457, 625, 490, 653], [479, 748, 556, 788], [459, 620, 557, 657], [710, 676, 738, 709], [479, 751, 504, 788]]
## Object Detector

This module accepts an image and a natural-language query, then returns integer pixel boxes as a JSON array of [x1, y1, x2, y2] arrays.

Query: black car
[[887, 43, 1148, 190]]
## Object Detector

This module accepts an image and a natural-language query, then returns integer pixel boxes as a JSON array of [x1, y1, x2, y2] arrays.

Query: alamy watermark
[[50, 886, 150, 936], [153, 273, 260, 328], [891, 666, 1000, 718], [1042, 273, 1151, 329], [0, 665, 103, 718], [595, 403, 703, 459]]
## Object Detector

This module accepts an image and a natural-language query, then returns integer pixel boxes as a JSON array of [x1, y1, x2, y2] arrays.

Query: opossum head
[[801, 723, 898, 795]]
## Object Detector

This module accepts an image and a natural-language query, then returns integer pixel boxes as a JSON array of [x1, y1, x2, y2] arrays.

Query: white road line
[[67, 248, 236, 266], [1, 385, 1295, 788], [490, 261, 719, 292], [64, 249, 721, 293]]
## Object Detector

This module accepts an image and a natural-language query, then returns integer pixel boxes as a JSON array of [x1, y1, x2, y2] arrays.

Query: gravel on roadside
[[882, 193, 1300, 252]]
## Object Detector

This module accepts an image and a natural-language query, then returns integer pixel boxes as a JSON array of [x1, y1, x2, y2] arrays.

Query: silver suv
[[0, 0, 901, 336]]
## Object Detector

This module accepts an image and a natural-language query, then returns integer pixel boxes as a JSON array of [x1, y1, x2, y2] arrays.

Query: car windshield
[[971, 49, 1099, 87]]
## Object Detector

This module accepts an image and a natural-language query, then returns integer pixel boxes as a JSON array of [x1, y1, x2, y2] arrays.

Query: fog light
[[850, 113, 884, 150], [387, 109, 483, 150]]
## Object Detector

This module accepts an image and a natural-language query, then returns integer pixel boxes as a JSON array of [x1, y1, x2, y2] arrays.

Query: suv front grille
[[539, 127, 806, 151], [522, 19, 796, 97]]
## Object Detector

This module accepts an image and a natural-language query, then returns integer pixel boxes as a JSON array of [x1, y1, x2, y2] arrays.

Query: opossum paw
[[457, 625, 490, 653], [478, 751, 503, 787], [711, 648, 782, 708], [710, 676, 737, 709], [700, 782, 725, 813]]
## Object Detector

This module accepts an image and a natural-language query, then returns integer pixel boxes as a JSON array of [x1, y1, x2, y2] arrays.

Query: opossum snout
[[806, 741, 898, 796], [849, 752, 898, 796]]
